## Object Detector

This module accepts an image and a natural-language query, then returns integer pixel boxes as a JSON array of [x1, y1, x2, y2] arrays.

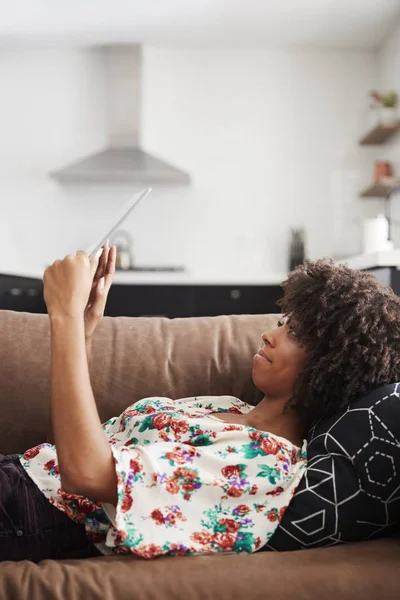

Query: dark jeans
[[0, 453, 102, 562]]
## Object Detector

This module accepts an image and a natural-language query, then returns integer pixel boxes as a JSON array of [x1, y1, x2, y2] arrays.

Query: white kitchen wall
[[378, 22, 400, 248], [0, 45, 378, 279]]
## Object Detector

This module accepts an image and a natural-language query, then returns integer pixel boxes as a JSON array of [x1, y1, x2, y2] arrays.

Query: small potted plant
[[371, 90, 398, 126]]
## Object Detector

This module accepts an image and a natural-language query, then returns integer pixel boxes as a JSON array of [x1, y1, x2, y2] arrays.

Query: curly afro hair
[[277, 258, 400, 427]]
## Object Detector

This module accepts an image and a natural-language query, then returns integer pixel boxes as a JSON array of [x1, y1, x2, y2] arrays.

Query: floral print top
[[20, 395, 307, 559]]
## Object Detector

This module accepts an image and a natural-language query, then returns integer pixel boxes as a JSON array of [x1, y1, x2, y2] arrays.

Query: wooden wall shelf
[[360, 179, 400, 198], [359, 122, 400, 145]]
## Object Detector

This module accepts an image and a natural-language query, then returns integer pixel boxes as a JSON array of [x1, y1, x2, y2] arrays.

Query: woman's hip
[[0, 453, 101, 562]]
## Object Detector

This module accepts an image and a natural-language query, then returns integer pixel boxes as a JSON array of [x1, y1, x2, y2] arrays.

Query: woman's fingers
[[105, 245, 116, 276], [92, 240, 109, 281]]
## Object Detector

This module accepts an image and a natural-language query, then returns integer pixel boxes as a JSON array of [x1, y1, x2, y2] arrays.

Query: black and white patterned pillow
[[264, 383, 400, 550]]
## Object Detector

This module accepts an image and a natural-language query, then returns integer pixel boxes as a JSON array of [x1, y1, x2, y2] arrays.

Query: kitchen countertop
[[340, 250, 400, 270], [0, 265, 288, 286]]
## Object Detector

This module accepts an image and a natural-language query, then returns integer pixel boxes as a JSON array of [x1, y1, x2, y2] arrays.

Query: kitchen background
[[1, 0, 400, 316]]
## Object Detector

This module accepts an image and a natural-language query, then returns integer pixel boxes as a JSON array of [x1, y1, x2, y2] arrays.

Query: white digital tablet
[[86, 188, 152, 259]]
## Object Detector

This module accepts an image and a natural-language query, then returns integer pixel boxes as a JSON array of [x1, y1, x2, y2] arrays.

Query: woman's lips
[[255, 349, 272, 363]]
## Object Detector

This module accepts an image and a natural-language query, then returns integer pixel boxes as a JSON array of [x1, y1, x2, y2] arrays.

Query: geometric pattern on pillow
[[263, 383, 400, 551]]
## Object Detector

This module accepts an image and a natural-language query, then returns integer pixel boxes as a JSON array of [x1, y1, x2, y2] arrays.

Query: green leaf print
[[125, 529, 144, 549], [201, 505, 223, 531], [256, 464, 280, 484], [137, 415, 155, 433], [233, 531, 256, 553], [236, 464, 247, 475], [191, 434, 213, 446], [239, 443, 268, 459]]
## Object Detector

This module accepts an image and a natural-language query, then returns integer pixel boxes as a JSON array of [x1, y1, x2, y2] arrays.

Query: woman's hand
[[43, 242, 115, 321], [84, 240, 116, 340], [44, 248, 102, 319]]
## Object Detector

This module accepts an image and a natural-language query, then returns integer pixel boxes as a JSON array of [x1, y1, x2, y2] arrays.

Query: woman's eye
[[277, 320, 283, 327], [289, 325, 297, 336]]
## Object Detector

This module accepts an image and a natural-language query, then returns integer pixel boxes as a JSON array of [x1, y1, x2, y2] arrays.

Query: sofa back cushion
[[265, 383, 400, 549], [0, 311, 273, 454]]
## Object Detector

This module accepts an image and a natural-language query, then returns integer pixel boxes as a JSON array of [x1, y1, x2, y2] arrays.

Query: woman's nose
[[261, 330, 275, 347]]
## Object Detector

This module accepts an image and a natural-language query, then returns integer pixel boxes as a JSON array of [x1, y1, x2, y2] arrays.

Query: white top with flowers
[[20, 395, 307, 559]]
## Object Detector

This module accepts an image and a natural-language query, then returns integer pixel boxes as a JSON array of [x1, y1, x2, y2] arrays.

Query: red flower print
[[121, 493, 133, 512], [255, 504, 264, 513], [267, 510, 278, 522], [219, 518, 240, 533], [249, 484, 258, 495], [236, 504, 250, 515], [89, 532, 107, 544], [173, 468, 183, 478], [229, 407, 242, 414], [279, 506, 287, 520], [221, 465, 242, 478], [23, 446, 40, 460], [165, 449, 186, 465], [266, 486, 284, 497], [76, 498, 96, 514], [182, 482, 194, 493], [159, 430, 170, 441], [115, 530, 128, 545], [223, 425, 242, 432], [291, 448, 298, 464], [144, 405, 156, 414], [191, 531, 213, 545], [227, 447, 235, 453], [249, 430, 262, 442], [165, 478, 180, 494], [227, 486, 242, 498], [170, 418, 189, 434], [181, 468, 197, 480], [151, 509, 165, 525], [122, 408, 141, 418], [213, 532, 236, 549], [44, 459, 56, 471], [153, 413, 171, 430], [138, 544, 163, 560], [167, 513, 176, 525], [129, 459, 142, 474], [53, 465, 60, 476], [183, 493, 191, 501], [255, 536, 262, 549], [58, 488, 81, 501], [260, 437, 280, 455], [168, 543, 187, 556]]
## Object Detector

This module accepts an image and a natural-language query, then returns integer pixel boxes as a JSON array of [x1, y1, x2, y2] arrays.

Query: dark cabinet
[[105, 285, 196, 318], [0, 276, 46, 314], [0, 275, 281, 318], [193, 285, 282, 317]]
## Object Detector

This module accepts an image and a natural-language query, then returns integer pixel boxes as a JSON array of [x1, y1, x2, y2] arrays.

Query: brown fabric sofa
[[0, 309, 399, 600]]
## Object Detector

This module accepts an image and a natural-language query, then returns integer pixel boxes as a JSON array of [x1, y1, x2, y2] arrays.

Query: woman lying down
[[1, 242, 400, 561]]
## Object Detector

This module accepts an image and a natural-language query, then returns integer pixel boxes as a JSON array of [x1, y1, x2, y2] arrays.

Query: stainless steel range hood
[[50, 46, 190, 184]]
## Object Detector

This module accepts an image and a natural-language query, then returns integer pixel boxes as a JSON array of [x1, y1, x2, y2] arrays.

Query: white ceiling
[[1, 0, 400, 49]]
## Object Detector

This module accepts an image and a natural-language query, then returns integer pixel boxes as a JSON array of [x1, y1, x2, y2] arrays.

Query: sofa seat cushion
[[264, 383, 400, 550]]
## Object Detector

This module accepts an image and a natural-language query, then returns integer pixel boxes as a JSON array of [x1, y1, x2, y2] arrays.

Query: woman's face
[[252, 316, 307, 399]]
